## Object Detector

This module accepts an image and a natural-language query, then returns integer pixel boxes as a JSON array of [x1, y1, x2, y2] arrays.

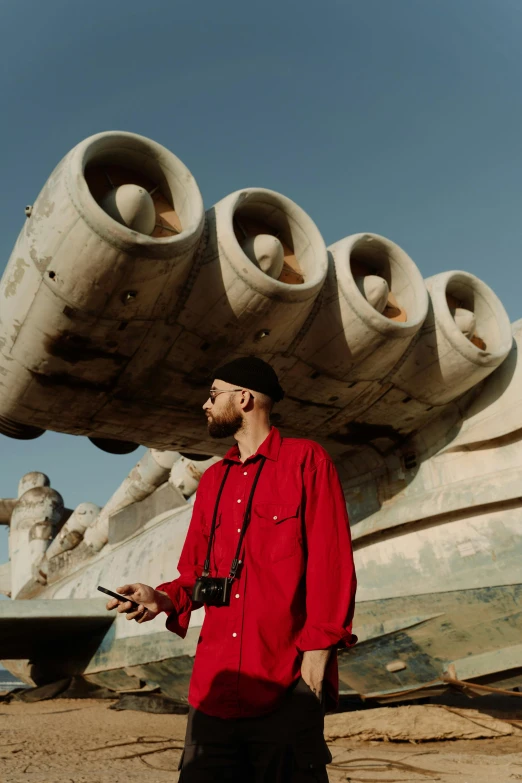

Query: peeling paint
[[4, 258, 29, 298], [10, 319, 22, 345], [29, 244, 52, 272]]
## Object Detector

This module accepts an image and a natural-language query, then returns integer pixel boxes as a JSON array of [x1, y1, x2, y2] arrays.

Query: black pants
[[178, 678, 331, 782]]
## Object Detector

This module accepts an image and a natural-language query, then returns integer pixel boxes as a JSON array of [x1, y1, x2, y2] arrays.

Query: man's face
[[203, 379, 244, 439]]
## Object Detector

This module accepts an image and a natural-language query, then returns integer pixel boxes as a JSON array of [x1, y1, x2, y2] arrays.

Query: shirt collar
[[223, 426, 282, 464]]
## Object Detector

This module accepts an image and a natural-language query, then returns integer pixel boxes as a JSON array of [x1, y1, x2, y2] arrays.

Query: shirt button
[[235, 594, 240, 599], [237, 528, 241, 533], [243, 471, 248, 476], [273, 515, 278, 520], [237, 499, 242, 504], [232, 632, 237, 637]]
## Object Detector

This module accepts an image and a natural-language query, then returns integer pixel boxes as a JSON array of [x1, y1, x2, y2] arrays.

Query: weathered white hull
[[5, 471, 522, 701]]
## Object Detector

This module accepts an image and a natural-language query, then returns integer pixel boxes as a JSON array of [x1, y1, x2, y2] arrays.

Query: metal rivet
[[255, 329, 271, 341], [122, 290, 137, 303]]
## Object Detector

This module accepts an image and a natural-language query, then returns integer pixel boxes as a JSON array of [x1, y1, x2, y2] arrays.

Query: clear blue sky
[[1, 0, 521, 568]]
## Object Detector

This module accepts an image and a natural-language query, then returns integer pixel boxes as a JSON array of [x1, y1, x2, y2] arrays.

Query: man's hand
[[301, 649, 332, 702], [105, 583, 174, 624]]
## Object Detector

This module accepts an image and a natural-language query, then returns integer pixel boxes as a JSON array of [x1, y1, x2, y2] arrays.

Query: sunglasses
[[208, 388, 254, 403]]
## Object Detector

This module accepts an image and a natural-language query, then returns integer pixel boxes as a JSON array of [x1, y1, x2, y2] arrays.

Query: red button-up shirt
[[157, 427, 357, 718]]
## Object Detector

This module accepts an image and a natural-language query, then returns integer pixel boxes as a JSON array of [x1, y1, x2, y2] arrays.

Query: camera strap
[[202, 456, 267, 579], [202, 463, 232, 576]]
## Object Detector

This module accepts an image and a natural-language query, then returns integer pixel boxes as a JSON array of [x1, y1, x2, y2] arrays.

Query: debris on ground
[[325, 702, 522, 742]]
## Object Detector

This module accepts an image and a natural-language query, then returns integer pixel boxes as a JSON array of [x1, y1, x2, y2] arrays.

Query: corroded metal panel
[[338, 584, 522, 697]]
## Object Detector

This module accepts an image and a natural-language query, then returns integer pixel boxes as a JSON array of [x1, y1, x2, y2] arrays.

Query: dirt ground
[[1, 697, 522, 783]]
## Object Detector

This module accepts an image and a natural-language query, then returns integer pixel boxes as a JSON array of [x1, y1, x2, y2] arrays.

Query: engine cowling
[[9, 473, 64, 598], [0, 132, 514, 461], [43, 502, 101, 563], [296, 233, 428, 380], [267, 233, 428, 436], [160, 188, 328, 380], [317, 270, 513, 453], [0, 131, 205, 443], [114, 187, 329, 424], [392, 270, 513, 405], [169, 454, 220, 498], [82, 448, 181, 552]]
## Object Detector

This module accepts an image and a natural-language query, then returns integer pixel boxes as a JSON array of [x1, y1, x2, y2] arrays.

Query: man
[[106, 357, 357, 781]]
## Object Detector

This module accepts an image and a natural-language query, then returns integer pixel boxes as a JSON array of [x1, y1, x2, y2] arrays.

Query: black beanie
[[213, 357, 285, 403]]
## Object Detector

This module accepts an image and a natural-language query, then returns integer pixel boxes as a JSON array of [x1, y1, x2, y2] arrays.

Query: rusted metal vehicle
[[0, 132, 519, 702]]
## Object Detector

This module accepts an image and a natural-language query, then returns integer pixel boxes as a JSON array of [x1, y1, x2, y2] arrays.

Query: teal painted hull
[[31, 583, 522, 702]]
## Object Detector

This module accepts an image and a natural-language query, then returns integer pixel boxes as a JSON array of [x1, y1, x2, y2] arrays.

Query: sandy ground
[[1, 698, 522, 783]]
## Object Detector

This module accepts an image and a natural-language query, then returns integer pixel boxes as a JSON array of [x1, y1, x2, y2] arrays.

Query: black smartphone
[[97, 585, 140, 610]]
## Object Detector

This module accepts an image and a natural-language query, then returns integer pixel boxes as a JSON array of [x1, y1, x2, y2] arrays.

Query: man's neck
[[235, 420, 271, 462]]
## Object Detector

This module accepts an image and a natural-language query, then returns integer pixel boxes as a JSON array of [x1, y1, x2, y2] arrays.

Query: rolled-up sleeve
[[295, 457, 357, 652], [155, 473, 211, 637]]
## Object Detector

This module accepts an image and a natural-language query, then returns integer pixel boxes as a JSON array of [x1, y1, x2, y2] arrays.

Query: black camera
[[193, 576, 231, 607]]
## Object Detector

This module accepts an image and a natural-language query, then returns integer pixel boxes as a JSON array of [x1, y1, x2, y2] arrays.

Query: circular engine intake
[[296, 233, 428, 380], [227, 189, 327, 295], [0, 131, 205, 447], [81, 132, 203, 250], [175, 188, 328, 366], [393, 270, 513, 405]]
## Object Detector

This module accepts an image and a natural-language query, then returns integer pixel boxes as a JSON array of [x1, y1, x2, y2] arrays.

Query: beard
[[207, 399, 244, 439]]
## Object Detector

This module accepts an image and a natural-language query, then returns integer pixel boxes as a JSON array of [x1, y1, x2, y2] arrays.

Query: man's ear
[[242, 390, 255, 411]]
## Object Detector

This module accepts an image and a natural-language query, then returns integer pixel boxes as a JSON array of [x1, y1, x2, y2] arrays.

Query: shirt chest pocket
[[252, 502, 300, 563]]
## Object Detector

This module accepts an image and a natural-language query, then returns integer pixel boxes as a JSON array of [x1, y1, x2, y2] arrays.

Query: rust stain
[[10, 319, 22, 344], [45, 332, 128, 366], [31, 371, 112, 393], [4, 258, 29, 298]]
